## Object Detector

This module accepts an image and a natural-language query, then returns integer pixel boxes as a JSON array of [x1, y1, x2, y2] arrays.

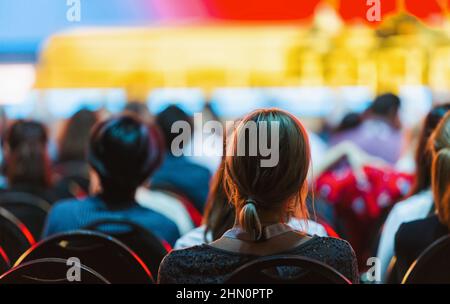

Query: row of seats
[[1, 189, 450, 283], [0, 190, 173, 282], [0, 190, 348, 284]]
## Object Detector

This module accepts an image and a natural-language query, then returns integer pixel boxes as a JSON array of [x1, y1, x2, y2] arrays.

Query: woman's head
[[411, 103, 450, 195], [58, 109, 98, 163], [223, 109, 311, 240], [430, 111, 450, 228], [3, 120, 51, 188], [88, 115, 164, 202]]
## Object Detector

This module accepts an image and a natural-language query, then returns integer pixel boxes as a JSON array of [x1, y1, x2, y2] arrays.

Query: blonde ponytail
[[238, 200, 262, 241]]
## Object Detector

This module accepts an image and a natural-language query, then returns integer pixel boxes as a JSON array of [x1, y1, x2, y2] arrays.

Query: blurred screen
[[3, 91, 37, 119], [210, 88, 268, 119], [45, 89, 127, 118], [399, 85, 433, 128], [335, 86, 373, 113], [148, 88, 205, 115], [268, 87, 335, 117]]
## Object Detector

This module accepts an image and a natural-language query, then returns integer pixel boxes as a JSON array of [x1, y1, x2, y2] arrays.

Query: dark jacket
[[395, 215, 448, 279]]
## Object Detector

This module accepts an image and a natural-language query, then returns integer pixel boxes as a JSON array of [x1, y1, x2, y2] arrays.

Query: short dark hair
[[369, 93, 401, 117], [155, 105, 193, 152], [88, 115, 164, 200]]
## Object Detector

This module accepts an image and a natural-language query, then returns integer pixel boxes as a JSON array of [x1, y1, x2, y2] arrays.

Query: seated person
[[151, 105, 211, 212], [330, 93, 403, 164], [1, 120, 57, 204], [395, 112, 450, 278], [43, 115, 180, 245], [53, 109, 98, 199], [377, 104, 450, 280], [174, 159, 328, 250], [158, 109, 359, 283]]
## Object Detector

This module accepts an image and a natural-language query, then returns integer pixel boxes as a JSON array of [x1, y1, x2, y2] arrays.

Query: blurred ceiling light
[[0, 64, 35, 105]]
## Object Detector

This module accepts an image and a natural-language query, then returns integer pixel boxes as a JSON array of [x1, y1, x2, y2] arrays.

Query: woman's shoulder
[[294, 236, 358, 283], [301, 235, 354, 253], [162, 244, 226, 263], [158, 244, 241, 283]]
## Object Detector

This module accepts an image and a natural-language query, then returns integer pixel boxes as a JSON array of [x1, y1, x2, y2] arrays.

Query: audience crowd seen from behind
[[0, 91, 450, 284]]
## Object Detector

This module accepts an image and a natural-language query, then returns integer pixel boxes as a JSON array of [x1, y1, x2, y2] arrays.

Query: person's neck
[[99, 190, 136, 208], [255, 210, 287, 226]]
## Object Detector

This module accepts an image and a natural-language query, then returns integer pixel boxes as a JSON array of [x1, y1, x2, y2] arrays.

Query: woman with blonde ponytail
[[395, 111, 450, 279], [159, 109, 359, 284]]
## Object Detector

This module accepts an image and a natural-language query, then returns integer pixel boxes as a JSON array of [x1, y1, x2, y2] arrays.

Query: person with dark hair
[[395, 111, 450, 278], [158, 109, 358, 284], [43, 115, 180, 245], [53, 109, 98, 199], [368, 93, 401, 126], [151, 105, 211, 211], [377, 103, 450, 280], [1, 120, 55, 203], [330, 93, 403, 164], [335, 112, 362, 133]]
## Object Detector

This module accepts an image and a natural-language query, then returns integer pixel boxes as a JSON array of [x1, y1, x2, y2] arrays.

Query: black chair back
[[0, 207, 34, 264], [85, 219, 168, 280], [0, 246, 10, 275], [0, 258, 109, 284], [15, 230, 154, 284], [385, 256, 399, 284], [403, 235, 450, 284], [0, 192, 51, 240], [226, 255, 352, 284]]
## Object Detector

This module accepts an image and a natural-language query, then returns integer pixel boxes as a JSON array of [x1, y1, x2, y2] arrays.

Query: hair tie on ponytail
[[245, 198, 256, 205], [239, 198, 262, 241]]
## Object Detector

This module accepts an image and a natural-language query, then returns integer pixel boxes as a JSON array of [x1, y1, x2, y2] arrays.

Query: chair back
[[0, 246, 10, 275], [0, 192, 51, 240], [0, 207, 34, 263], [226, 255, 352, 284], [384, 256, 399, 284], [403, 235, 450, 284], [0, 258, 109, 284], [84, 219, 169, 279], [15, 230, 154, 284]]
